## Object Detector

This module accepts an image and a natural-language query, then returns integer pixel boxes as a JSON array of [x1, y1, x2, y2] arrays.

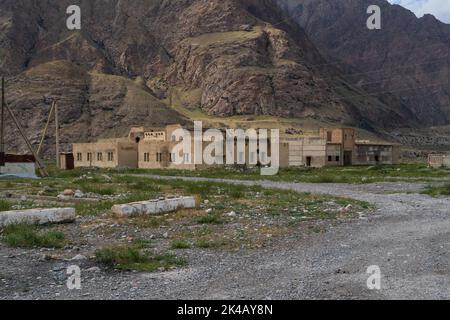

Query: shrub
[[2, 224, 65, 248]]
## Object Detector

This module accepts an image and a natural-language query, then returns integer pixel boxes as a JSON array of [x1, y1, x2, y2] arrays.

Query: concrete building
[[73, 129, 141, 169], [286, 128, 399, 167], [73, 126, 399, 170], [428, 154, 450, 168]]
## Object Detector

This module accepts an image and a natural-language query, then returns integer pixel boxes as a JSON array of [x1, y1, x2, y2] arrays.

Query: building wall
[[0, 162, 37, 178], [320, 128, 355, 151], [353, 144, 398, 165], [117, 142, 139, 168], [287, 137, 328, 167], [325, 144, 342, 166], [73, 140, 138, 168], [428, 154, 450, 168], [138, 140, 199, 170]]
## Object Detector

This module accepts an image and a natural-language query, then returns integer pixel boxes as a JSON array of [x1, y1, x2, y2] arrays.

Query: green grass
[[170, 239, 192, 249], [196, 213, 224, 225], [2, 224, 66, 248], [120, 164, 450, 184], [95, 245, 186, 272], [421, 184, 450, 197], [0, 200, 12, 212]]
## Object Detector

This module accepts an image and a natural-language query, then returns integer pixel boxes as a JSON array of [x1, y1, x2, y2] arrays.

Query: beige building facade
[[73, 126, 399, 170], [286, 128, 399, 167], [428, 154, 450, 168]]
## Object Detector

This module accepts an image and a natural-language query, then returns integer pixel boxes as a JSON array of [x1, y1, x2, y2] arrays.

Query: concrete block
[[112, 197, 196, 217], [0, 208, 76, 227]]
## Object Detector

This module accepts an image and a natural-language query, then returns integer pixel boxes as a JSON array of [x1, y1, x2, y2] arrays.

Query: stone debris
[[63, 189, 75, 196], [0, 207, 76, 227], [70, 254, 88, 261], [111, 197, 196, 217]]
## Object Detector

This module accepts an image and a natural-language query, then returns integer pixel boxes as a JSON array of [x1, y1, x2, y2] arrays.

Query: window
[[156, 153, 163, 162], [97, 152, 103, 161], [77, 153, 82, 161], [336, 156, 340, 162], [328, 156, 332, 162], [87, 153, 92, 161], [144, 153, 150, 162], [183, 153, 190, 163], [327, 131, 332, 142], [250, 152, 256, 164], [171, 153, 176, 162], [107, 152, 114, 161], [238, 152, 244, 163]]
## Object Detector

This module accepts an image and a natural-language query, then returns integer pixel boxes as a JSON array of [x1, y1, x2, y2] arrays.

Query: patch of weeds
[[0, 200, 12, 212], [421, 184, 450, 197], [196, 213, 224, 224], [2, 224, 65, 248], [127, 216, 167, 228], [171, 239, 192, 249], [95, 245, 186, 272], [74, 201, 114, 216], [195, 239, 227, 249], [129, 239, 151, 249], [230, 189, 244, 199]]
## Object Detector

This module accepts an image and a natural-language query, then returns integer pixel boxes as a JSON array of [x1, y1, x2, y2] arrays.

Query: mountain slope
[[0, 0, 425, 155], [276, 0, 450, 126]]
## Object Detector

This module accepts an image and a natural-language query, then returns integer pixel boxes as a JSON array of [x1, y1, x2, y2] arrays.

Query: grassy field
[[1, 162, 446, 272], [0, 168, 370, 263], [118, 163, 450, 184]]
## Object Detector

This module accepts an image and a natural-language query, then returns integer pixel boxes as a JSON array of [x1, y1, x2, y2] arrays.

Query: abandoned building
[[72, 126, 399, 170], [286, 128, 400, 167], [0, 154, 37, 178], [428, 154, 450, 168], [73, 137, 139, 169]]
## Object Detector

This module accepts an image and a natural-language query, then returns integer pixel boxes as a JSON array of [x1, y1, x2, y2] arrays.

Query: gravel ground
[[0, 177, 449, 300]]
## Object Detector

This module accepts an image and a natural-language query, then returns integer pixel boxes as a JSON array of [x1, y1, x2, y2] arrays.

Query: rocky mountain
[[276, 0, 450, 126], [0, 0, 439, 155]]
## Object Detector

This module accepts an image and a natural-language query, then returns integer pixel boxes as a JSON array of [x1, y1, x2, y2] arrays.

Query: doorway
[[344, 151, 352, 166], [306, 156, 312, 167]]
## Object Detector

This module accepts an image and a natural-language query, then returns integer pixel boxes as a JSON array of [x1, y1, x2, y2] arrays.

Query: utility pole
[[4, 100, 48, 177], [0, 77, 5, 166], [37, 100, 55, 156], [55, 101, 60, 169]]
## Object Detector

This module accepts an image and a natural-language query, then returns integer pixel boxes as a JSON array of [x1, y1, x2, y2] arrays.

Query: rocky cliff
[[1, 0, 442, 155], [276, 0, 450, 126]]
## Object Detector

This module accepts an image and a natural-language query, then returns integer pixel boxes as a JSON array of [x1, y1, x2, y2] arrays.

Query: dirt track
[[1, 177, 449, 300]]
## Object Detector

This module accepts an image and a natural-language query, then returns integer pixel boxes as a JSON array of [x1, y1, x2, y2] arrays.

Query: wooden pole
[[55, 101, 60, 169], [0, 77, 5, 166], [4, 101, 48, 177], [37, 100, 55, 156]]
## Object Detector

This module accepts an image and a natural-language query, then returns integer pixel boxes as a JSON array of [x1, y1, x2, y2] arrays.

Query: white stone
[[0, 208, 76, 227], [226, 211, 237, 217], [71, 254, 88, 261], [111, 197, 196, 217]]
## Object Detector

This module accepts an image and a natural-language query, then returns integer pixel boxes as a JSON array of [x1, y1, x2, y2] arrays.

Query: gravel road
[[1, 177, 449, 300]]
